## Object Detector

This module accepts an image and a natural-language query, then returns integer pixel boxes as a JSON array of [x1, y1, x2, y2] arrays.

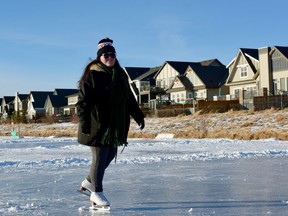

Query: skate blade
[[89, 205, 110, 211]]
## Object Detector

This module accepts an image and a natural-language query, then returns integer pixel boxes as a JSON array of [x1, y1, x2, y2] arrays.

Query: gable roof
[[124, 67, 150, 80], [48, 95, 68, 107], [154, 59, 224, 78], [53, 88, 78, 97], [240, 48, 259, 60], [227, 48, 259, 75], [188, 64, 229, 88], [18, 94, 29, 101], [178, 76, 194, 89], [124, 67, 160, 81], [3, 96, 14, 104], [274, 46, 288, 58], [30, 91, 54, 108], [136, 67, 160, 82], [167, 76, 194, 93]]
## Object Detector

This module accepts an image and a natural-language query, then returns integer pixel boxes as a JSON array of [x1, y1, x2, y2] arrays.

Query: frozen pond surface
[[0, 137, 287, 215]]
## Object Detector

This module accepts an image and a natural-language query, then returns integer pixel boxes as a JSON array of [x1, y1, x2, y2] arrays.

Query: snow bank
[[0, 137, 288, 171]]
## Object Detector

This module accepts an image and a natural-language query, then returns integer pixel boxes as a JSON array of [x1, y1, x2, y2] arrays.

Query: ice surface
[[0, 136, 288, 215]]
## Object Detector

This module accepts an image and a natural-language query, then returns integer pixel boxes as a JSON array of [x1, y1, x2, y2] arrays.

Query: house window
[[169, 77, 174, 86], [273, 80, 278, 94], [240, 66, 248, 77], [156, 80, 161, 87], [234, 89, 240, 98], [162, 80, 166, 88], [280, 78, 285, 91], [272, 51, 288, 72]]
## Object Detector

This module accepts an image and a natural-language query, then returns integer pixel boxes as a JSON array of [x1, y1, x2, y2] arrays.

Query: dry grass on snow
[[1, 108, 288, 140]]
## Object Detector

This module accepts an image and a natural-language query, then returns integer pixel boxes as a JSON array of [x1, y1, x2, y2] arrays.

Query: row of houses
[[1, 45, 288, 121], [128, 46, 288, 110], [0, 89, 78, 121]]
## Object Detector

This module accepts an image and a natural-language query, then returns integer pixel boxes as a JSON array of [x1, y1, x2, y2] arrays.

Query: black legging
[[87, 146, 117, 192]]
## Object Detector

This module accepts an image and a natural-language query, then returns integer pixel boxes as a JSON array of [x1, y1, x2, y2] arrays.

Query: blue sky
[[0, 0, 287, 97]]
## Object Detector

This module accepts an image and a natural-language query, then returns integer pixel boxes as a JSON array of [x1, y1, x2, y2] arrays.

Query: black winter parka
[[76, 64, 144, 147]]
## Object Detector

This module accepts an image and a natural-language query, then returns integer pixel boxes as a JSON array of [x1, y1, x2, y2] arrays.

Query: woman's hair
[[77, 58, 121, 88], [78, 58, 100, 88]]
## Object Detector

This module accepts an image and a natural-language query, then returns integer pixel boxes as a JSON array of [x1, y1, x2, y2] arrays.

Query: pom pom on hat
[[97, 37, 116, 58]]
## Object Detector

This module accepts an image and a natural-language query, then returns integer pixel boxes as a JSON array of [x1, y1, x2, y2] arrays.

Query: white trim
[[244, 53, 259, 62]]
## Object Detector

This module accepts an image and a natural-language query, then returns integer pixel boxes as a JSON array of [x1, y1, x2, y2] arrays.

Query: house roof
[[30, 91, 54, 108], [136, 67, 160, 82], [48, 95, 68, 107], [190, 64, 229, 88], [54, 88, 78, 97], [167, 76, 194, 93], [18, 94, 29, 101], [124, 67, 160, 81], [199, 58, 224, 66], [154, 59, 224, 78], [240, 48, 259, 60], [3, 96, 14, 104], [274, 46, 288, 58], [178, 76, 194, 89], [124, 67, 150, 80]]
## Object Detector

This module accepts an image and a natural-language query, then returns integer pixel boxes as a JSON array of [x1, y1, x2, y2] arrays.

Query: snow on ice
[[0, 136, 288, 215]]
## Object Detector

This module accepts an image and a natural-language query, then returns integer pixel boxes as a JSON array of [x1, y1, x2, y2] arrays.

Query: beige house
[[27, 91, 54, 120], [63, 93, 78, 115], [14, 92, 29, 113], [154, 59, 229, 103], [226, 48, 260, 99], [44, 89, 78, 116], [226, 46, 288, 98]]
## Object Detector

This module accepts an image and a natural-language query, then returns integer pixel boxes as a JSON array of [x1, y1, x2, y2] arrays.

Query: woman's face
[[100, 52, 116, 67]]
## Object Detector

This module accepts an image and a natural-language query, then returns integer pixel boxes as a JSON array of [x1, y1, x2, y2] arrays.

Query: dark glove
[[138, 118, 145, 130], [81, 123, 91, 136]]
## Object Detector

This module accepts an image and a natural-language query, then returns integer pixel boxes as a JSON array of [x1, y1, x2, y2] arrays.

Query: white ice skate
[[90, 192, 110, 211], [80, 179, 94, 193]]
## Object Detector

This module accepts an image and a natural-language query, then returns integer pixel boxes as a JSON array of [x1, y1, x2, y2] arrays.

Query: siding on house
[[226, 48, 260, 98], [27, 91, 54, 119]]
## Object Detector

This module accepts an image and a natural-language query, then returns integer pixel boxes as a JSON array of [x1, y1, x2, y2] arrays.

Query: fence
[[156, 100, 240, 117], [253, 95, 288, 111]]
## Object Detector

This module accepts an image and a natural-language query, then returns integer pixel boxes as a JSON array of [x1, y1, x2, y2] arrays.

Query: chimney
[[258, 47, 272, 94], [15, 92, 19, 112]]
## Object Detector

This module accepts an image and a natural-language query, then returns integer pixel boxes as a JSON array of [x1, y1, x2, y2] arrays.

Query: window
[[280, 78, 285, 91], [273, 80, 278, 94], [240, 66, 248, 77], [271, 50, 288, 72], [169, 77, 174, 86], [156, 80, 161, 87], [161, 80, 166, 88], [234, 89, 240, 98]]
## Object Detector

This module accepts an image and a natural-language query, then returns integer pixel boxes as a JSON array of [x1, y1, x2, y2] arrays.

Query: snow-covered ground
[[0, 136, 288, 215]]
